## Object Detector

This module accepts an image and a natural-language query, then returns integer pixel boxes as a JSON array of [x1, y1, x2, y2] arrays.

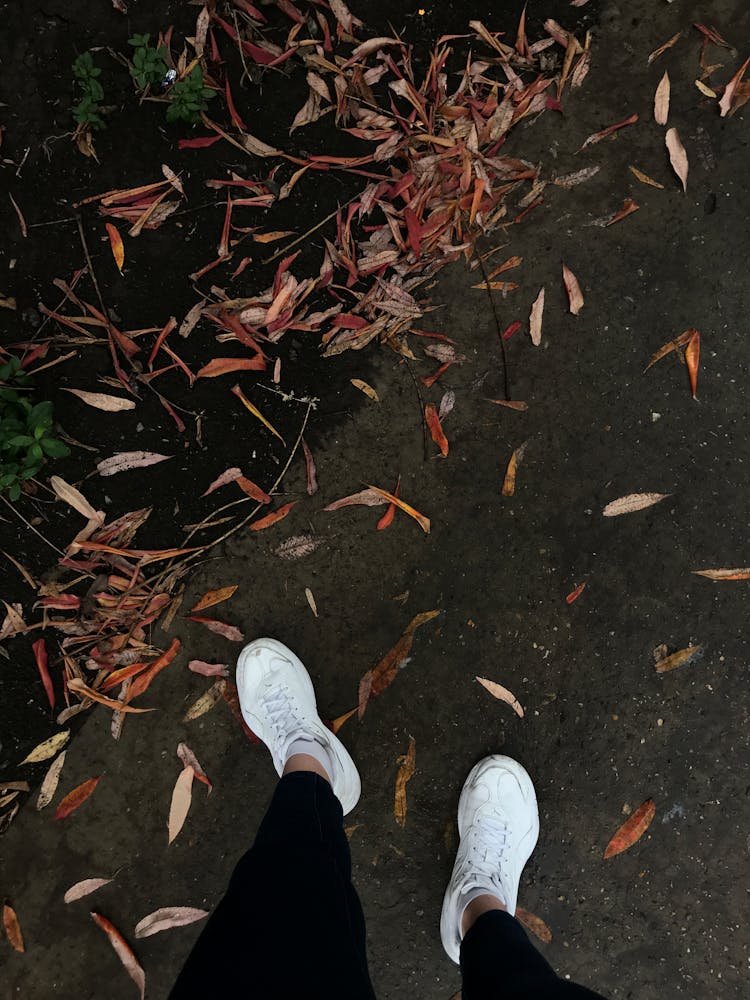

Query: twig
[[75, 216, 109, 323], [473, 246, 510, 401], [232, 8, 254, 86], [404, 358, 428, 461], [0, 494, 66, 559], [262, 197, 358, 265]]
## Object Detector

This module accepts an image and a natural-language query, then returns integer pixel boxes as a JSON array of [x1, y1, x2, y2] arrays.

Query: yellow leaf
[[394, 737, 416, 828], [351, 378, 379, 402]]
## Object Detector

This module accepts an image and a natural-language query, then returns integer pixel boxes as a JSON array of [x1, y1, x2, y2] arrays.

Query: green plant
[[128, 33, 168, 92], [0, 357, 69, 503], [166, 65, 214, 124], [72, 51, 105, 130]]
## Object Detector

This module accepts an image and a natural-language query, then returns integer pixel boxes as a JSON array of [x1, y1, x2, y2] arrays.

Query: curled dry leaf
[[182, 679, 227, 722], [529, 287, 544, 345], [358, 610, 441, 718], [97, 451, 172, 477], [3, 904, 24, 953], [562, 264, 584, 315], [134, 907, 208, 939], [644, 328, 695, 370], [515, 907, 552, 944], [90, 912, 145, 1000], [685, 330, 700, 398], [693, 567, 750, 581], [648, 30, 681, 65], [21, 729, 70, 764], [719, 56, 750, 117], [366, 484, 430, 533], [502, 443, 527, 497], [64, 389, 136, 412], [603, 799, 656, 859], [177, 742, 211, 791], [476, 676, 524, 718], [168, 766, 194, 845], [188, 660, 229, 677], [64, 877, 113, 903], [190, 585, 238, 612], [394, 736, 416, 828], [602, 493, 670, 517], [654, 71, 670, 124], [655, 645, 702, 674], [37, 750, 67, 810], [54, 775, 102, 821], [105, 223, 125, 272], [187, 617, 244, 642], [665, 128, 688, 192], [605, 199, 639, 226], [629, 166, 664, 189], [425, 404, 449, 457]]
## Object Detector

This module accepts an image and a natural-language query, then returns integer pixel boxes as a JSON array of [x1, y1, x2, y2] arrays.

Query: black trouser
[[170, 772, 607, 999]]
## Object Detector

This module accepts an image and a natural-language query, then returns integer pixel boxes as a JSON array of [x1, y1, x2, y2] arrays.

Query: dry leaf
[[693, 567, 750, 581], [719, 56, 750, 117], [196, 358, 265, 378], [487, 399, 528, 411], [324, 488, 387, 511], [32, 638, 54, 710], [644, 329, 695, 370], [655, 645, 702, 674], [134, 907, 208, 939], [529, 287, 544, 345], [64, 877, 113, 903], [628, 166, 664, 189], [695, 79, 717, 98], [685, 329, 700, 398], [187, 617, 244, 642], [90, 912, 145, 1000], [366, 485, 430, 533], [168, 766, 194, 845], [3, 904, 24, 953], [476, 676, 524, 717], [553, 166, 600, 188], [37, 751, 66, 810], [188, 660, 229, 677], [665, 128, 688, 192], [183, 680, 227, 721], [54, 775, 101, 820], [605, 199, 639, 226], [190, 586, 238, 612], [105, 223, 125, 272], [305, 587, 318, 617], [425, 404, 449, 457], [648, 31, 681, 65], [602, 493, 670, 517], [562, 264, 584, 315], [359, 610, 440, 717], [97, 452, 172, 477], [64, 389, 135, 412], [177, 742, 211, 791], [502, 443, 527, 497], [654, 71, 670, 124], [566, 582, 586, 605], [603, 799, 656, 859], [394, 736, 416, 828], [331, 707, 357, 734], [21, 730, 70, 764], [248, 501, 297, 532], [515, 907, 552, 944], [49, 476, 102, 522], [580, 113, 638, 150]]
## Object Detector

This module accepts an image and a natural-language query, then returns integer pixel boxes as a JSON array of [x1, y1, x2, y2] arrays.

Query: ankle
[[460, 893, 507, 936], [283, 752, 331, 785]]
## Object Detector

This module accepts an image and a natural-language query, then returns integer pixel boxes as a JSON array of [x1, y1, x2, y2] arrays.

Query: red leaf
[[126, 638, 181, 701], [425, 404, 449, 457], [236, 476, 271, 503], [301, 438, 318, 495], [603, 799, 656, 859], [377, 477, 400, 531], [178, 135, 222, 149], [90, 912, 145, 999], [685, 330, 700, 399], [566, 582, 586, 604], [248, 501, 297, 531], [32, 638, 54, 710], [196, 357, 266, 378], [187, 617, 244, 641], [54, 775, 101, 821]]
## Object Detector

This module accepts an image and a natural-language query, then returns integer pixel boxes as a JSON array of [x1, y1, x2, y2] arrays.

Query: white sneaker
[[236, 638, 361, 815], [440, 755, 539, 964]]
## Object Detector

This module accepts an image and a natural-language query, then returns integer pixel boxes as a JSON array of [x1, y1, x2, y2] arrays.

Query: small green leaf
[[40, 437, 70, 458]]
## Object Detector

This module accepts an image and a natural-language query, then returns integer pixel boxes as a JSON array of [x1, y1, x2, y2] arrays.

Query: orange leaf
[[54, 775, 102, 821], [330, 707, 358, 734], [235, 476, 271, 503], [692, 567, 750, 581], [90, 912, 145, 999], [654, 645, 702, 673], [644, 329, 694, 370], [603, 799, 656, 859], [580, 112, 638, 150], [359, 610, 440, 718], [191, 585, 238, 612], [67, 678, 155, 713], [3, 903, 24, 952], [249, 501, 297, 531], [685, 330, 700, 398], [196, 357, 266, 378], [502, 443, 527, 497], [566, 582, 586, 604], [32, 637, 54, 710], [376, 477, 400, 531], [562, 264, 584, 315], [515, 907, 552, 944], [100, 661, 151, 693], [365, 485, 430, 533], [425, 404, 449, 457], [394, 736, 416, 828], [105, 223, 125, 273], [606, 198, 639, 226], [126, 638, 180, 701]]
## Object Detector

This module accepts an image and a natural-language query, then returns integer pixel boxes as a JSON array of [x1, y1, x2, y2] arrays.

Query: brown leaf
[[54, 775, 102, 820], [366, 485, 430, 533], [134, 907, 208, 939], [64, 389, 135, 412], [176, 742, 211, 791], [64, 877, 113, 903], [190, 586, 238, 612], [665, 128, 688, 192], [628, 166, 664, 189], [529, 288, 544, 345], [566, 582, 586, 605], [359, 610, 441, 718], [562, 264, 584, 315], [425, 404, 449, 457], [36, 751, 67, 810], [302, 438, 318, 495], [90, 912, 145, 999], [580, 113, 638, 150], [605, 199, 639, 226], [67, 679, 154, 713], [3, 904, 24, 952], [168, 766, 194, 845], [49, 475, 102, 522], [202, 467, 242, 496], [603, 799, 656, 859], [331, 707, 358, 734], [502, 443, 527, 497], [515, 907, 552, 944], [324, 488, 387, 511], [394, 736, 416, 828], [553, 166, 600, 188], [97, 451, 172, 477], [304, 587, 318, 617], [719, 56, 750, 117], [648, 30, 682, 65], [487, 399, 528, 411], [275, 534, 324, 560], [476, 676, 524, 717], [655, 645, 702, 674], [182, 679, 227, 721], [644, 329, 695, 370], [351, 378, 379, 401], [602, 493, 670, 517], [654, 71, 670, 125], [693, 567, 750, 581]]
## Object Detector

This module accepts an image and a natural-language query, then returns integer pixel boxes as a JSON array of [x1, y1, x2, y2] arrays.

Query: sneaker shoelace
[[463, 813, 512, 886], [261, 684, 308, 755]]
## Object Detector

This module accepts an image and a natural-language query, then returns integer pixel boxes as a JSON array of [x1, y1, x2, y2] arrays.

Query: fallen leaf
[[654, 71, 670, 124], [377, 477, 400, 531], [36, 751, 66, 810], [90, 912, 145, 999], [324, 488, 388, 512], [67, 678, 154, 713], [134, 907, 208, 939], [693, 567, 750, 581], [487, 399, 528, 411], [648, 30, 682, 65], [515, 907, 552, 944], [231, 384, 285, 443], [553, 165, 600, 188], [105, 223, 125, 272], [566, 582, 586, 604], [655, 645, 702, 674], [21, 730, 70, 764], [63, 389, 135, 412], [202, 468, 242, 496], [629, 166, 664, 189], [236, 476, 271, 503], [187, 617, 244, 642], [190, 586, 238, 612], [126, 639, 181, 701], [32, 638, 54, 710], [248, 501, 297, 531], [602, 493, 670, 517], [187, 660, 229, 677], [305, 587, 318, 617], [359, 610, 440, 717], [603, 799, 656, 859], [331, 707, 358, 734], [8, 193, 27, 238], [3, 904, 24, 953], [177, 742, 211, 791], [502, 443, 527, 497], [196, 357, 265, 378], [168, 766, 194, 845], [665, 128, 688, 192], [529, 287, 544, 345], [64, 877, 113, 903], [301, 439, 318, 495], [97, 452, 172, 477], [183, 679, 227, 721], [350, 378, 379, 401], [476, 676, 524, 717], [685, 330, 700, 398], [275, 534, 324, 560], [644, 329, 695, 370], [605, 199, 639, 226], [366, 485, 430, 534], [54, 775, 101, 821], [580, 112, 638, 150], [49, 476, 102, 522], [394, 736, 416, 828], [695, 79, 717, 98], [562, 264, 584, 315], [719, 56, 750, 117], [425, 404, 449, 457]]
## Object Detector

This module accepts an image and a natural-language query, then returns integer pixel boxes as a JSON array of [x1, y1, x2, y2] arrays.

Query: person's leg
[[441, 756, 607, 1000], [169, 639, 375, 1000]]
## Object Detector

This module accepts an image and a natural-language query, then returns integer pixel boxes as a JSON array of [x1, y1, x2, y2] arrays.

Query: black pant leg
[[460, 911, 607, 1000], [169, 772, 376, 1000]]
